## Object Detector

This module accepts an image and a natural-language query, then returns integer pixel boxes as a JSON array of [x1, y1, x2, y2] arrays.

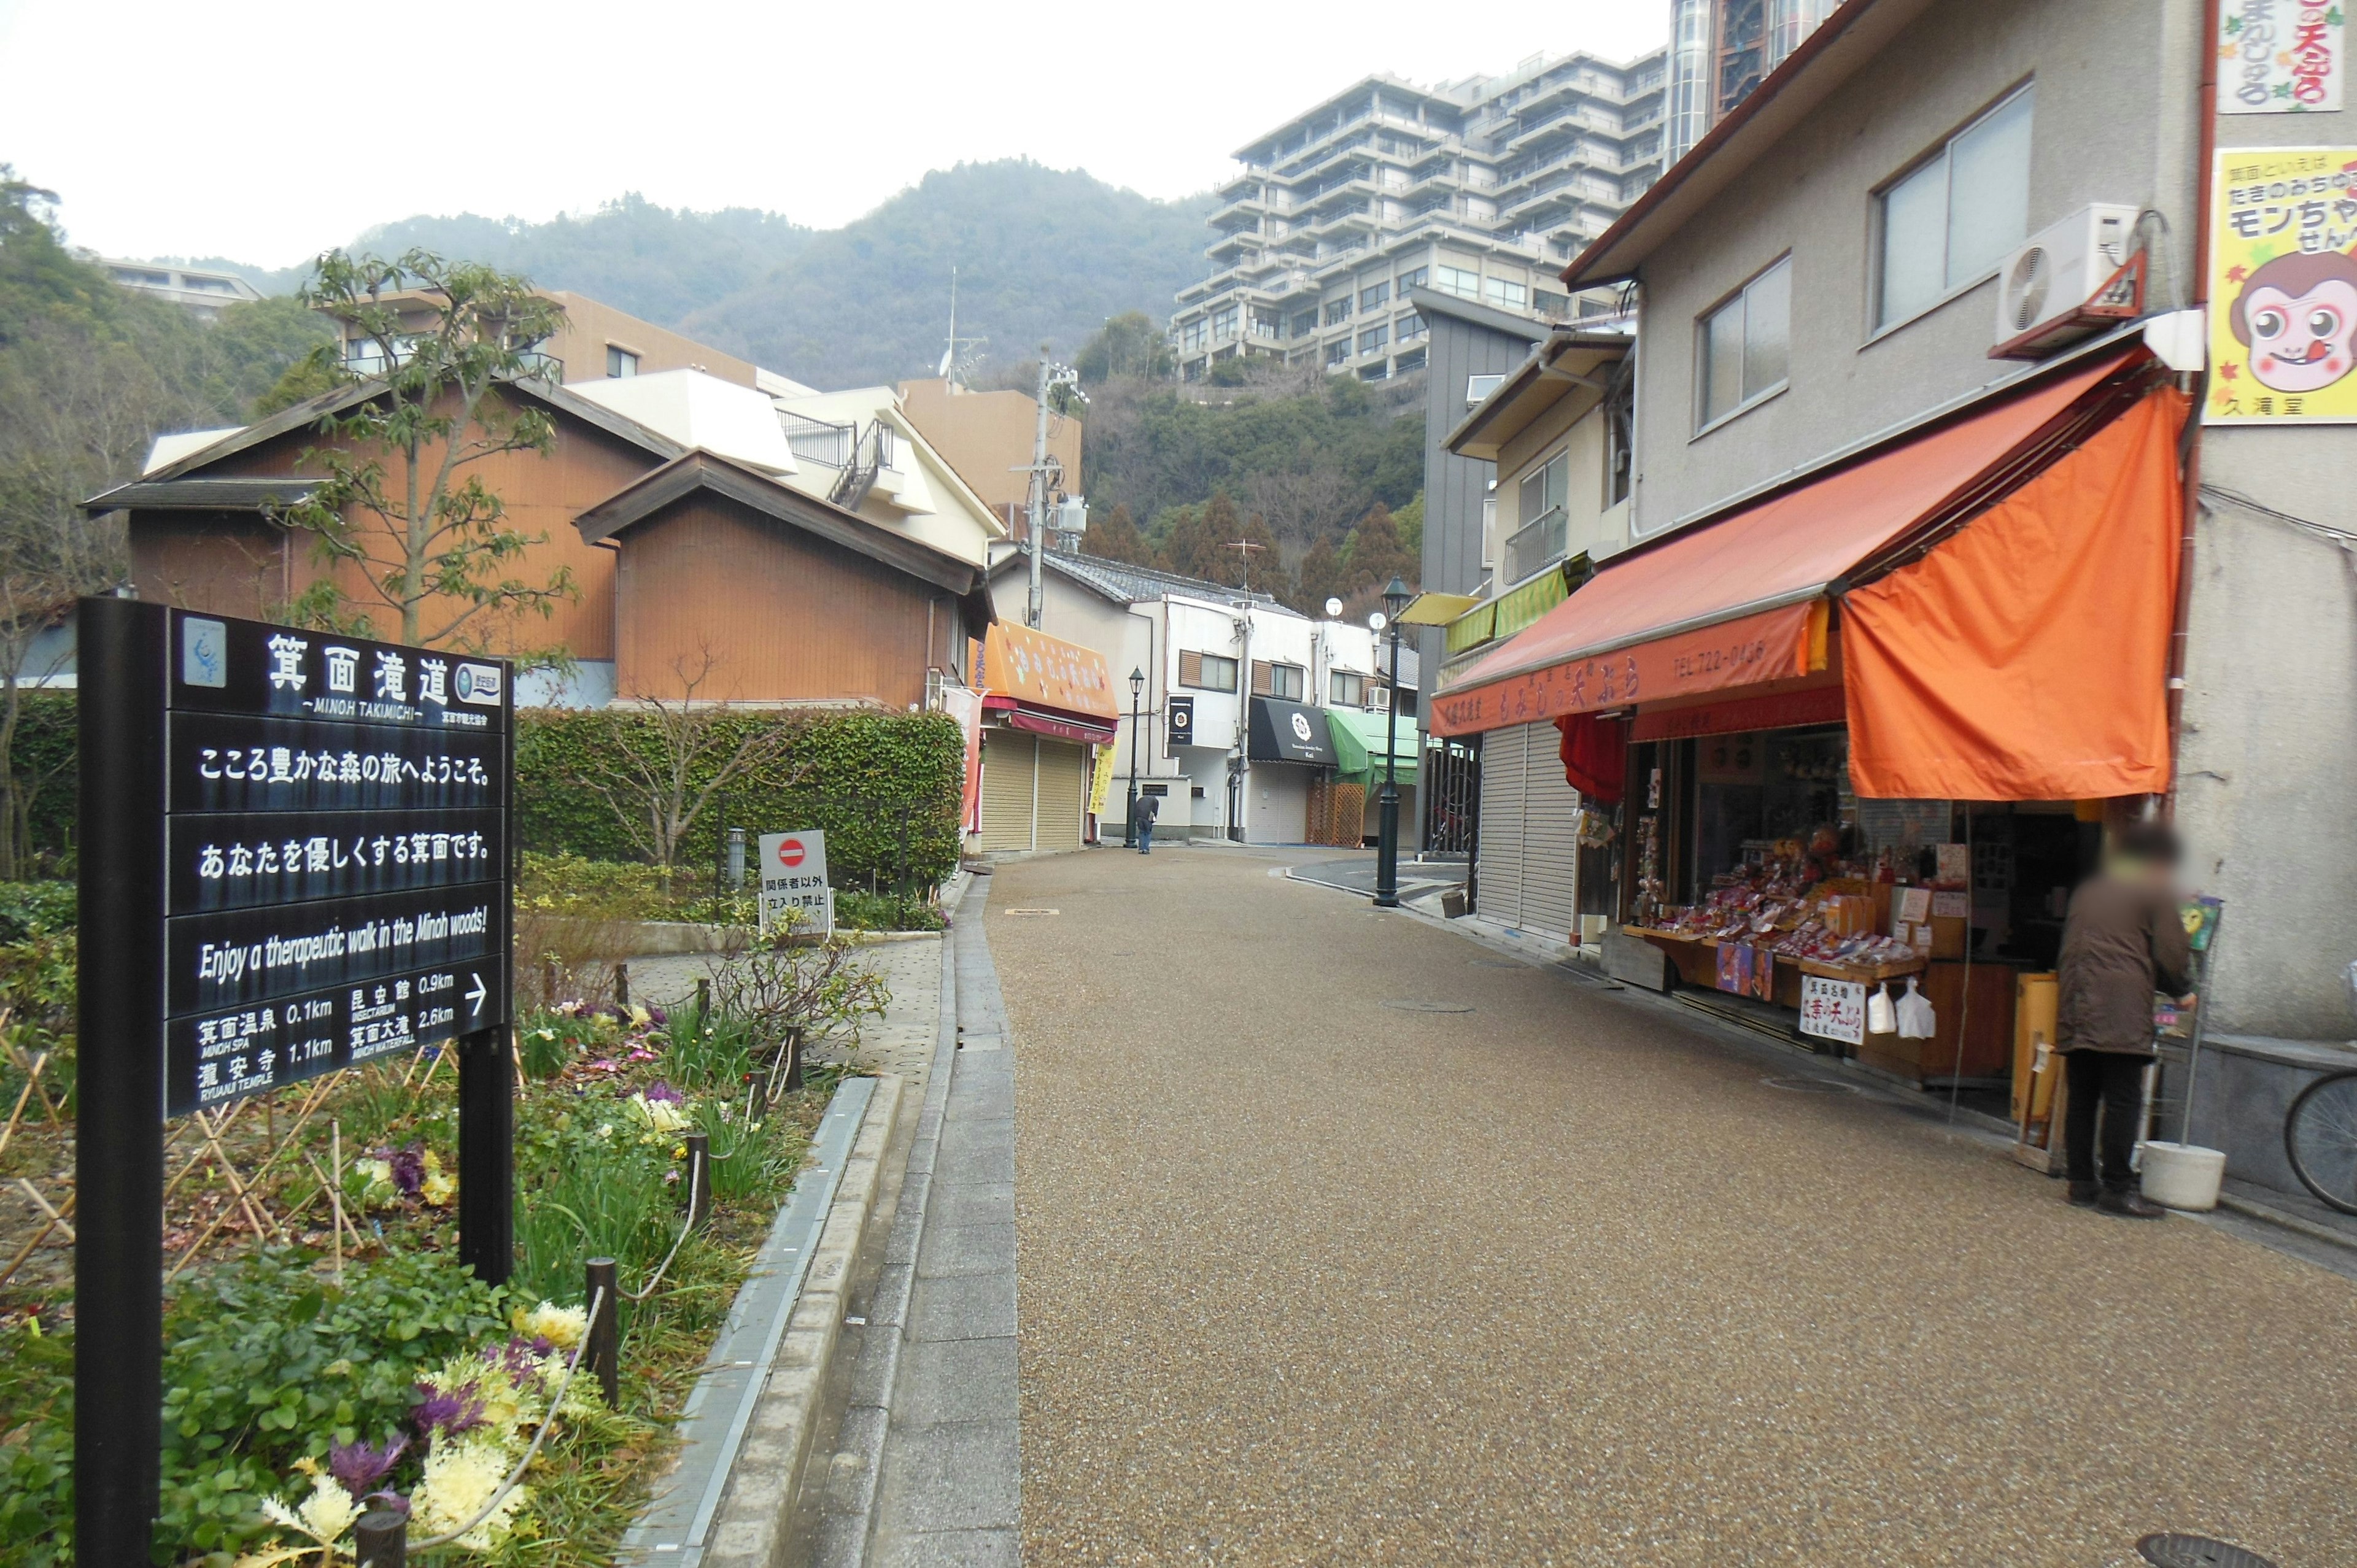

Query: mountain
[[684, 161, 1216, 388], [168, 163, 1213, 391]]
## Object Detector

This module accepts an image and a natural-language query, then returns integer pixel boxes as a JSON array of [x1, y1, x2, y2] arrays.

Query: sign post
[[74, 599, 513, 1561], [757, 830, 832, 937]]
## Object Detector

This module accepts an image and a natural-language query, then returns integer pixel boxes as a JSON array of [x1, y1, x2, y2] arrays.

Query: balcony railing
[[780, 411, 856, 468], [1504, 507, 1568, 587]]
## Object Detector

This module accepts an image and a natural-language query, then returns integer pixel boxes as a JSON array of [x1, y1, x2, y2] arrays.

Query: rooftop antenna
[[939, 266, 987, 388], [1226, 536, 1265, 592]]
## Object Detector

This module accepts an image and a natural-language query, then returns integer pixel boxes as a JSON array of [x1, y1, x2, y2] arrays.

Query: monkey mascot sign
[[2210, 146, 2357, 423]]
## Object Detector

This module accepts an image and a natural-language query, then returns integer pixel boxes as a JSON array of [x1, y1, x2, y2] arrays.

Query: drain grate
[[1383, 999, 1475, 1013], [2138, 1534, 2279, 1568]]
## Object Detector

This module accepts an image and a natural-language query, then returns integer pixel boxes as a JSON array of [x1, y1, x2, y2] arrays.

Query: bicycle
[[2283, 959, 2357, 1216]]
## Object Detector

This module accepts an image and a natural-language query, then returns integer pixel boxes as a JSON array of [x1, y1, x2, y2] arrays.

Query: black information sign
[[155, 612, 513, 1114], [75, 599, 519, 1561]]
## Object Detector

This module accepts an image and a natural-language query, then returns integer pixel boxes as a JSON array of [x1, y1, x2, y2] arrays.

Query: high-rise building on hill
[[1170, 47, 1668, 386]]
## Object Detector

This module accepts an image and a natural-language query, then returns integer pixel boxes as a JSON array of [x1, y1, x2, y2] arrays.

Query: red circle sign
[[776, 838, 805, 868]]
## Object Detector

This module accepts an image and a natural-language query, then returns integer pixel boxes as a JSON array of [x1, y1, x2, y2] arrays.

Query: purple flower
[[645, 1004, 668, 1027], [386, 1144, 425, 1198], [484, 1335, 555, 1390], [412, 1379, 487, 1442], [641, 1079, 684, 1105], [329, 1434, 408, 1498], [362, 1489, 411, 1519]]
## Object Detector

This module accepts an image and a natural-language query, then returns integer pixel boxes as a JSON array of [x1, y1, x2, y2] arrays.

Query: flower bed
[[0, 914, 889, 1567]]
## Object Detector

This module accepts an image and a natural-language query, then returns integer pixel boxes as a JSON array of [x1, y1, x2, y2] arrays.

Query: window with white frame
[[1696, 256, 1791, 428], [1875, 85, 2034, 330], [1485, 277, 1528, 310], [1436, 265, 1480, 299], [1466, 372, 1506, 405], [1507, 449, 1570, 582], [1331, 669, 1368, 706]]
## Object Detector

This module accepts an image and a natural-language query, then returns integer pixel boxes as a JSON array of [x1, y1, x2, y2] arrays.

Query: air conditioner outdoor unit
[[1991, 203, 2145, 360]]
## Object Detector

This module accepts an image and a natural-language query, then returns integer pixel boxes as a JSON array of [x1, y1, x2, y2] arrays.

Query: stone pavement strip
[[994, 842, 2357, 1568]]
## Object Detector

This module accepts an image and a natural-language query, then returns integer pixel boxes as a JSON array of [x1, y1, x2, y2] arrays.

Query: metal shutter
[[1477, 721, 1582, 935], [978, 731, 1038, 851], [1478, 724, 1527, 924], [1518, 721, 1584, 941], [1034, 740, 1088, 851]]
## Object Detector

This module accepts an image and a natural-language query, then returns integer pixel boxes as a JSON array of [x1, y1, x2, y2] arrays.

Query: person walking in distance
[[1134, 789, 1159, 855], [2056, 821, 2194, 1219]]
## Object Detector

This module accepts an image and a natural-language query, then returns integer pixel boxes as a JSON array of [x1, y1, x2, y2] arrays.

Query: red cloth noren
[[1555, 710, 1627, 803]]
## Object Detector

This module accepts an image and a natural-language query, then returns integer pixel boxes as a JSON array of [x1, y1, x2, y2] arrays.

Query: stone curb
[[642, 1070, 902, 1568]]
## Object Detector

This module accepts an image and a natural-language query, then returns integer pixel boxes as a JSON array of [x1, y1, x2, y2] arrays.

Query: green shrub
[[833, 889, 946, 933], [0, 879, 74, 943]]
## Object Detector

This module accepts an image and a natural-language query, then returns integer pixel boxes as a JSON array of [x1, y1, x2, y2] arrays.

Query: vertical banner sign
[[1166, 694, 1195, 754], [2207, 146, 2357, 423], [2219, 2, 2344, 114], [758, 830, 832, 937], [75, 600, 513, 1564]]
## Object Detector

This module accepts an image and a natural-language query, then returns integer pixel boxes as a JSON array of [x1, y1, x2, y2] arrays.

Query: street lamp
[[1123, 666, 1146, 849], [1373, 576, 1412, 908]]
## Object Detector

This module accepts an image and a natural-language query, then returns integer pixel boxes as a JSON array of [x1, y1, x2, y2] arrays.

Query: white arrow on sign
[[465, 972, 489, 1018]]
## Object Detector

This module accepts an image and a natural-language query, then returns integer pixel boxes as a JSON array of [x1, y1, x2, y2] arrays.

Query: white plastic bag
[[1866, 983, 1897, 1036], [1895, 975, 1938, 1039]]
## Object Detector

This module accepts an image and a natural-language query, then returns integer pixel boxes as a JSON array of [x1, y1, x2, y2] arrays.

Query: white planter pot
[[2137, 1140, 2226, 1211]]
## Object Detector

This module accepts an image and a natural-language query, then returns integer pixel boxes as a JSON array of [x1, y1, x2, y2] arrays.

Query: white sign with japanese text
[[2220, 2, 2343, 114], [1798, 975, 1868, 1046], [758, 830, 834, 937]]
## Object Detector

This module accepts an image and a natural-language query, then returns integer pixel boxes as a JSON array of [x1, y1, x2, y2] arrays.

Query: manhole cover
[[2138, 1535, 2278, 1568], [1382, 999, 1475, 1013], [999, 908, 1060, 917], [1759, 1075, 1857, 1094]]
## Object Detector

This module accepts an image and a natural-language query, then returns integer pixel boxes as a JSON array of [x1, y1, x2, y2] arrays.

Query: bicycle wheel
[[2285, 1069, 2357, 1216]]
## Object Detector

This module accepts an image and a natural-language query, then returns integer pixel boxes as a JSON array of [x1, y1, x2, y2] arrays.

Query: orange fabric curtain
[[1843, 387, 2185, 800]]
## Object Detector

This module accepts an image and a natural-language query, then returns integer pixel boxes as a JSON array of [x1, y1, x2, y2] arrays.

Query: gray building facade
[[1569, 0, 2357, 1050]]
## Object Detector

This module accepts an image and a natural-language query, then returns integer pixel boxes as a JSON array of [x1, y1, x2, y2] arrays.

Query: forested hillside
[[171, 162, 1213, 391]]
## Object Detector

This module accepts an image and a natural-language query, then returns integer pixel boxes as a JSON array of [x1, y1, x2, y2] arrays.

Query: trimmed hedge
[[7, 693, 965, 890]]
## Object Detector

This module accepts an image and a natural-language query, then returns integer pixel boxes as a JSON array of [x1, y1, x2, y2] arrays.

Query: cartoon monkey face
[[2229, 250, 2357, 394]]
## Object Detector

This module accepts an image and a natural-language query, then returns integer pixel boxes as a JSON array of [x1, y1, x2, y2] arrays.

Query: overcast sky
[[0, 0, 1668, 269]]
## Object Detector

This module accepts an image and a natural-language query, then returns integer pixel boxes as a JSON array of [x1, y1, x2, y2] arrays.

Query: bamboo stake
[[331, 1119, 344, 1287], [0, 1049, 48, 1162], [14, 1178, 74, 1242]]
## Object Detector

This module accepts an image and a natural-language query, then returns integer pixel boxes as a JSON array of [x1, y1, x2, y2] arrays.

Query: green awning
[[1324, 706, 1422, 786]]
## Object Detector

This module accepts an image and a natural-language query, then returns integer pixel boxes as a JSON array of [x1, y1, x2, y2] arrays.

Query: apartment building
[[1170, 47, 1666, 386], [101, 258, 263, 318], [1665, 0, 1838, 166]]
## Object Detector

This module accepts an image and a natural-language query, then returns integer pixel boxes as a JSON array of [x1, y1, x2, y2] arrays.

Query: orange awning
[[1428, 347, 2140, 738], [1843, 386, 2185, 800]]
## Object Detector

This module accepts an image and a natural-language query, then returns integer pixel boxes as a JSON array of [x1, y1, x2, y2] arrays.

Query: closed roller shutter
[[1478, 725, 1527, 924], [1034, 740, 1087, 851], [1476, 721, 1582, 936], [978, 730, 1038, 851], [1519, 721, 1584, 941]]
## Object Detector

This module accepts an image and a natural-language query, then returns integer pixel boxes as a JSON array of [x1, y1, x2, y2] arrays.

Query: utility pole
[[1021, 349, 1083, 630]]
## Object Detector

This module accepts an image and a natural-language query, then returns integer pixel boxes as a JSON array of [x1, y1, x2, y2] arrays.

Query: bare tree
[[1245, 466, 1362, 554], [577, 647, 808, 896]]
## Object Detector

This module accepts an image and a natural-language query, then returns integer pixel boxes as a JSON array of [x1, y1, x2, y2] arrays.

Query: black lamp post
[[1373, 576, 1412, 908], [1123, 665, 1146, 848]]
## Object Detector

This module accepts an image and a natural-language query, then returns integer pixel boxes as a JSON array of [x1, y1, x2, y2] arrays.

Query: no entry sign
[[757, 828, 831, 937], [75, 599, 516, 1562]]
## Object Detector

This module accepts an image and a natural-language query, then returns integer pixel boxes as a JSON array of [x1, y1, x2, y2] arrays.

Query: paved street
[[990, 844, 2357, 1567]]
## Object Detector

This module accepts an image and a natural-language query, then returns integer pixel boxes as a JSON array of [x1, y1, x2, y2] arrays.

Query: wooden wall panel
[[165, 387, 659, 658], [613, 495, 951, 706], [130, 515, 286, 620]]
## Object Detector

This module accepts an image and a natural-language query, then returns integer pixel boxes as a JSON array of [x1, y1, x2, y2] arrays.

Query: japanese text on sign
[[2207, 146, 2357, 425], [757, 830, 833, 938], [1800, 975, 1868, 1046]]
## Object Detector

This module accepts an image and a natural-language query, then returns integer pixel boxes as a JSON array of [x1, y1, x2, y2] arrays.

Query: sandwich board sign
[[758, 829, 834, 937], [74, 598, 515, 1563]]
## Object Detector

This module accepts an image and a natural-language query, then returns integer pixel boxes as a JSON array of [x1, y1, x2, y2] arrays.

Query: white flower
[[411, 1434, 529, 1551], [626, 1092, 691, 1134], [258, 1471, 359, 1551]]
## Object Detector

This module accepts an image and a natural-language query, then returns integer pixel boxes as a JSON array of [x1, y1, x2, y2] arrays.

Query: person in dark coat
[[2055, 820, 2194, 1218], [1134, 789, 1159, 855]]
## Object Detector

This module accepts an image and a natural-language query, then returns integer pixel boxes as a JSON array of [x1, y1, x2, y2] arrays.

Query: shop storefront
[[1244, 695, 1339, 844], [972, 622, 1118, 854], [1321, 706, 1422, 849], [1430, 344, 2184, 1091]]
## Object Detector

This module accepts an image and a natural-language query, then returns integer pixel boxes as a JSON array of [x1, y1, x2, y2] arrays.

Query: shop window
[[1252, 660, 1304, 700], [1875, 85, 2034, 329], [1180, 650, 1238, 691], [1697, 255, 1790, 430]]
